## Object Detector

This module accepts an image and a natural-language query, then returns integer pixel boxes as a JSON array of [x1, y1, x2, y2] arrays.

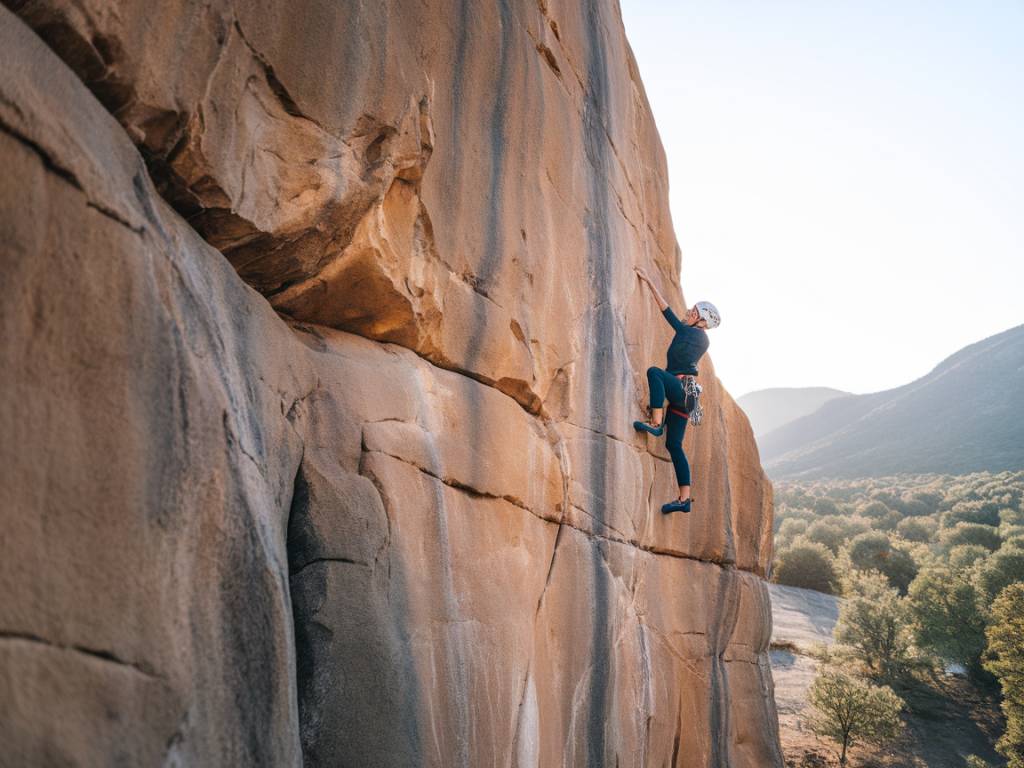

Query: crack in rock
[[0, 629, 163, 680]]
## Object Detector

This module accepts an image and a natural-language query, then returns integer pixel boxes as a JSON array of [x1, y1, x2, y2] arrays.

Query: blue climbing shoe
[[633, 420, 664, 437], [661, 498, 692, 514]]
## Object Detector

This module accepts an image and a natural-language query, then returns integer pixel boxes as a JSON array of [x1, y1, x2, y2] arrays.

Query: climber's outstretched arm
[[635, 268, 689, 332], [634, 267, 669, 311]]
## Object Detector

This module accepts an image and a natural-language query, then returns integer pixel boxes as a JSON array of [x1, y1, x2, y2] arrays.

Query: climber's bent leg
[[637, 367, 684, 435], [646, 366, 668, 409]]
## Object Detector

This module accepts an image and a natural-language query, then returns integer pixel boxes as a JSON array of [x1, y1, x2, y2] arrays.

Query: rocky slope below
[[0, 2, 781, 765]]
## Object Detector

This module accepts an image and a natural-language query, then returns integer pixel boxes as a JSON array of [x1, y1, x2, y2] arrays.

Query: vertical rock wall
[[0, 1, 782, 766]]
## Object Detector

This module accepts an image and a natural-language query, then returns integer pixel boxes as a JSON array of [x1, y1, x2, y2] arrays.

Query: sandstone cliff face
[[0, 2, 781, 766]]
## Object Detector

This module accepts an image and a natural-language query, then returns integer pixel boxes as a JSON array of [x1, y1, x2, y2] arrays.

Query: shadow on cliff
[[285, 411, 426, 766]]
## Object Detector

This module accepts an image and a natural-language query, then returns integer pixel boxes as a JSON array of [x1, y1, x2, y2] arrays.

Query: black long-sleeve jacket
[[663, 307, 709, 375]]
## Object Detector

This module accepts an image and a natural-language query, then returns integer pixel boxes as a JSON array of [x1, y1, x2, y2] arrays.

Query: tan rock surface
[[1, 2, 782, 766]]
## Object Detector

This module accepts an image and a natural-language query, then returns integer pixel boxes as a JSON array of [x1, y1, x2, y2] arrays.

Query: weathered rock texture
[[0, 1, 782, 766]]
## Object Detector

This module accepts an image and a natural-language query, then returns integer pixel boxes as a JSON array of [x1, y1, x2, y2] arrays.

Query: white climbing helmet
[[694, 301, 721, 329]]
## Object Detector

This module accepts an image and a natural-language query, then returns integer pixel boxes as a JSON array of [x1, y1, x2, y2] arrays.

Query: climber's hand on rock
[[634, 267, 651, 284]]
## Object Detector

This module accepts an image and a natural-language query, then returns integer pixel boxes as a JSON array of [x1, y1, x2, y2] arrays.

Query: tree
[[774, 541, 838, 594], [1005, 536, 1024, 552], [1001, 507, 1024, 527], [896, 516, 935, 543], [814, 497, 842, 517], [940, 522, 1001, 552], [947, 544, 990, 570], [908, 565, 987, 676], [869, 509, 903, 532], [984, 583, 1024, 768], [858, 500, 892, 520], [777, 517, 809, 546], [805, 519, 849, 554], [836, 570, 912, 679], [820, 513, 871, 540], [942, 500, 1002, 528], [774, 506, 815, 532], [909, 489, 943, 511], [809, 668, 904, 767], [846, 531, 919, 594], [975, 547, 1024, 608], [897, 497, 933, 517]]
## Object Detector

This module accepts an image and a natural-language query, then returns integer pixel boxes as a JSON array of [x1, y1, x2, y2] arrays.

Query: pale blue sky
[[621, 1, 1023, 397]]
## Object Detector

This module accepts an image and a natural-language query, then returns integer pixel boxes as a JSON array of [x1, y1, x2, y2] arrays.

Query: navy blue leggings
[[646, 366, 691, 486]]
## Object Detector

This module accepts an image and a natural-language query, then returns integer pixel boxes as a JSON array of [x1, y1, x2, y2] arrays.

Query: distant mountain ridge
[[738, 387, 851, 437], [760, 325, 1024, 478]]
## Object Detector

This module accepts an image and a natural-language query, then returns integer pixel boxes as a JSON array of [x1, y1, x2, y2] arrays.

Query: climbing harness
[[664, 376, 703, 424]]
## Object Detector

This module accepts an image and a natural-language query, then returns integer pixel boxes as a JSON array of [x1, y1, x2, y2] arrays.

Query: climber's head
[[687, 301, 721, 330]]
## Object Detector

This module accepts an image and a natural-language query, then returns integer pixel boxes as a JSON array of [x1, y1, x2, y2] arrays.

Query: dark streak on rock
[[218, 511, 281, 764], [581, 0, 616, 763], [464, 0, 515, 374], [132, 168, 168, 239], [670, 690, 682, 767]]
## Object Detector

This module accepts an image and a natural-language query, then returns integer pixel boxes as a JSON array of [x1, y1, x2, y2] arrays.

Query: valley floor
[[769, 584, 1005, 768]]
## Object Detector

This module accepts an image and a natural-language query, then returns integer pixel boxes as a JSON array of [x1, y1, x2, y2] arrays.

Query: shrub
[[809, 668, 904, 767], [846, 531, 919, 594], [777, 517, 809, 546], [774, 541, 838, 594], [805, 519, 849, 555], [869, 509, 903, 532], [947, 544, 990, 570], [1001, 507, 1024, 527], [897, 497, 933, 517], [909, 489, 943, 511], [908, 565, 987, 675], [819, 514, 871, 540], [869, 489, 900, 508], [859, 500, 892, 520], [904, 541, 937, 570], [975, 547, 1024, 608], [836, 570, 912, 679], [984, 583, 1024, 768], [774, 506, 815, 532], [896, 517, 935, 543], [814, 497, 842, 517], [939, 523, 1001, 553], [942, 500, 1002, 529]]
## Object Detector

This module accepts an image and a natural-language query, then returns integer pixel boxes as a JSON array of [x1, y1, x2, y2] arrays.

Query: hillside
[[738, 387, 851, 438], [761, 325, 1024, 478]]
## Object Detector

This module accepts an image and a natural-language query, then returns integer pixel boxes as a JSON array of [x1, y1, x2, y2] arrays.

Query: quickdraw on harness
[[686, 377, 705, 426], [671, 375, 705, 426]]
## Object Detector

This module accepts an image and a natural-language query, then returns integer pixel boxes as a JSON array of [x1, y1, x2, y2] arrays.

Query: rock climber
[[633, 267, 721, 514]]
